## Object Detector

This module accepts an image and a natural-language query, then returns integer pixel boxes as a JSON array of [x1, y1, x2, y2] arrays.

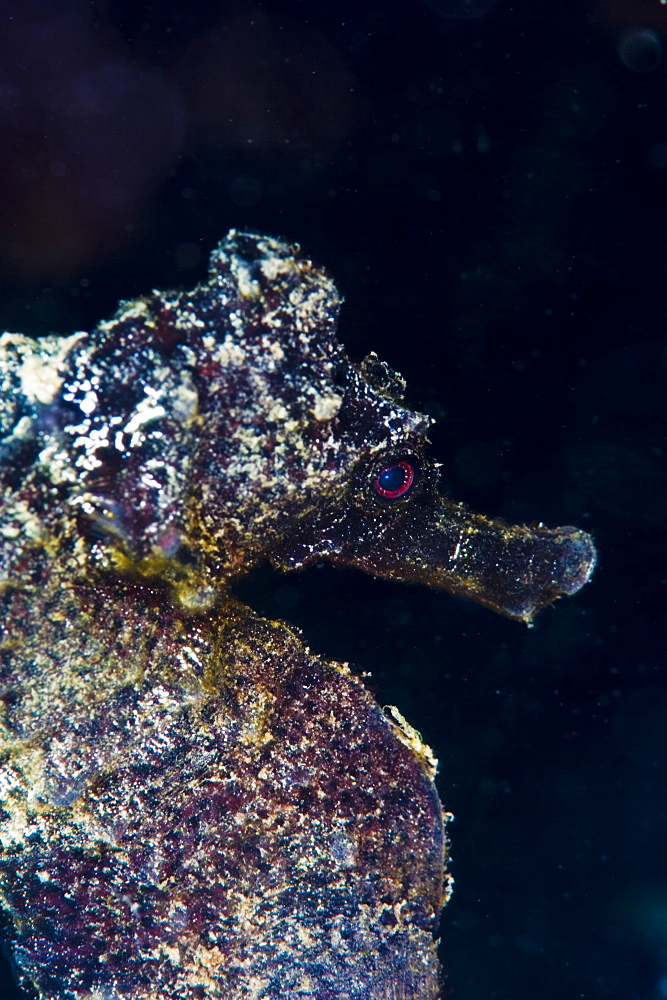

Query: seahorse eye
[[373, 459, 416, 499]]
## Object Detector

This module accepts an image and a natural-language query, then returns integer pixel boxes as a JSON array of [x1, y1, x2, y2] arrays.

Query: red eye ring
[[373, 460, 415, 499]]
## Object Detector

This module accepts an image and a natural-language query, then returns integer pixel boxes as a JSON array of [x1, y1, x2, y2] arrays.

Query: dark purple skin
[[0, 232, 596, 999]]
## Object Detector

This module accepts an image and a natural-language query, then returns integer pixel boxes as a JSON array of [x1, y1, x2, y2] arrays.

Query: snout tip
[[555, 528, 597, 596]]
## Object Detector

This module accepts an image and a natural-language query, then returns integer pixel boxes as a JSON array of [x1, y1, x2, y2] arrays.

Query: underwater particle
[[420, 0, 500, 20], [617, 27, 661, 73]]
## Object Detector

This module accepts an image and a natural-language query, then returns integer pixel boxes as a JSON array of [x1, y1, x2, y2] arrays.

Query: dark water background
[[0, 0, 665, 997]]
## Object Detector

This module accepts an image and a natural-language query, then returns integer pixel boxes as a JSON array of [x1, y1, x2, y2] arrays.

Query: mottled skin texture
[[0, 232, 596, 999]]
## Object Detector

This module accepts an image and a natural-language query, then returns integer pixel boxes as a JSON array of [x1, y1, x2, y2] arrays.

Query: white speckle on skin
[[124, 403, 167, 438], [79, 392, 98, 416]]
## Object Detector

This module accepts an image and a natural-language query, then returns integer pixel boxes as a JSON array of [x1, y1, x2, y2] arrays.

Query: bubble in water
[[617, 27, 661, 73], [420, 0, 499, 19]]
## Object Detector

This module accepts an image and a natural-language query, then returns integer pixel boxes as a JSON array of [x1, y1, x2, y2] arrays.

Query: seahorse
[[0, 231, 595, 999]]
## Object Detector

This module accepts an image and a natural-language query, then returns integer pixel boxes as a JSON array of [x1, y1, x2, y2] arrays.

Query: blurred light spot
[[420, 0, 500, 18], [517, 933, 543, 954], [646, 142, 667, 170], [620, 889, 667, 948], [617, 28, 661, 73], [229, 174, 261, 207], [174, 242, 201, 270], [475, 123, 490, 153], [50, 62, 136, 118]]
